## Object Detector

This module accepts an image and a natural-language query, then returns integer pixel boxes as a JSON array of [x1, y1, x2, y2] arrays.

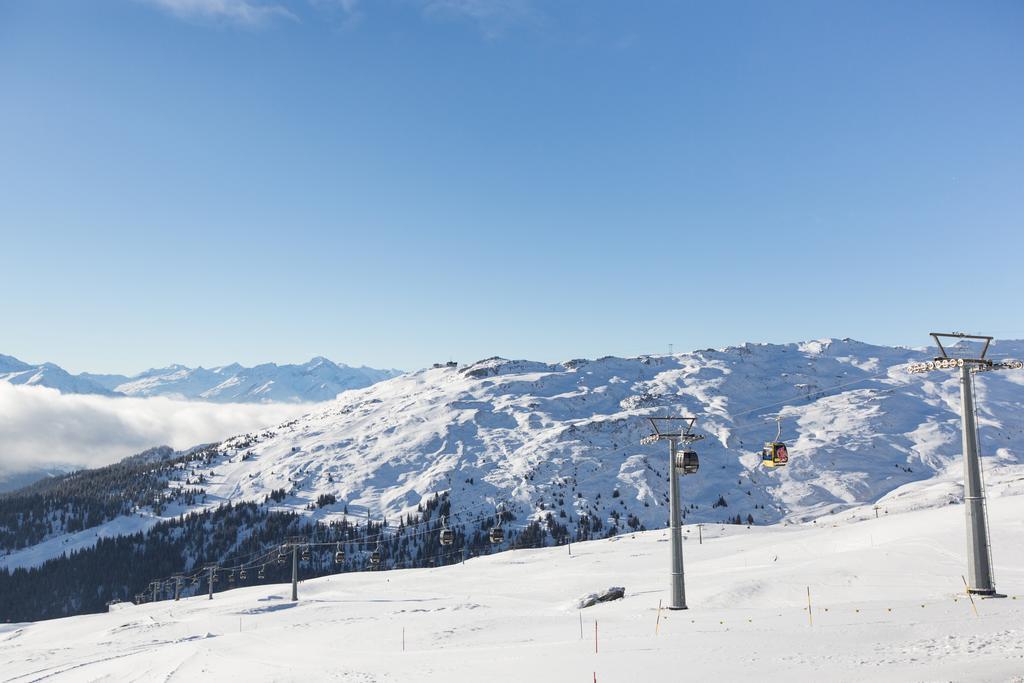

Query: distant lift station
[[908, 332, 1023, 596]]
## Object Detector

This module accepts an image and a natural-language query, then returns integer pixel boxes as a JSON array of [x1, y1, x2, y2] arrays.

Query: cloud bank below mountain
[[0, 383, 315, 478]]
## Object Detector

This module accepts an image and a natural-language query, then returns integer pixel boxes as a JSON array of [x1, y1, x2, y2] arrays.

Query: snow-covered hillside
[[0, 355, 403, 402], [5, 338, 1022, 576], [2, 495, 1022, 682], [170, 338, 1024, 523]]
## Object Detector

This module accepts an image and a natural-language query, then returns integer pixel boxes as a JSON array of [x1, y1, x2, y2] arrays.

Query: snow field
[[2, 495, 1023, 682]]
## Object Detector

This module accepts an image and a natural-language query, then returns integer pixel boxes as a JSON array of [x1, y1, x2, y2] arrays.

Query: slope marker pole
[[961, 576, 979, 617]]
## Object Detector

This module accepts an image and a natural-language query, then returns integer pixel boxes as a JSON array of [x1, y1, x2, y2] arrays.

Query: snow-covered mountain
[[90, 357, 403, 403], [0, 463, 78, 495], [174, 337, 1024, 524], [1, 355, 403, 402], [0, 355, 119, 396], [3, 337, 1023, 621]]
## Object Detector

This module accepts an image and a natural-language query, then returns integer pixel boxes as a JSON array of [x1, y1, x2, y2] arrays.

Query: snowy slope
[[1, 355, 403, 402], [2, 495, 1023, 682], [5, 338, 1022, 574]]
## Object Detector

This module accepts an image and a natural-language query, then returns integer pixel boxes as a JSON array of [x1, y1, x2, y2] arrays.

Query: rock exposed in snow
[[577, 586, 626, 608]]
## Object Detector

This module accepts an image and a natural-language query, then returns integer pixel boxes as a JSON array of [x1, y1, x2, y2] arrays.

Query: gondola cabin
[[675, 450, 700, 475], [370, 551, 382, 568], [762, 442, 789, 468], [334, 549, 345, 564], [440, 528, 455, 546], [489, 527, 505, 544]]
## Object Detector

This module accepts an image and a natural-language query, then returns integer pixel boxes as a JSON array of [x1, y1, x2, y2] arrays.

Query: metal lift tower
[[908, 332, 1022, 595], [641, 416, 704, 610]]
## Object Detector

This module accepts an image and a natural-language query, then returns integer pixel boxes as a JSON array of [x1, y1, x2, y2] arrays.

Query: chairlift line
[[143, 503, 530, 595], [140, 496, 559, 597]]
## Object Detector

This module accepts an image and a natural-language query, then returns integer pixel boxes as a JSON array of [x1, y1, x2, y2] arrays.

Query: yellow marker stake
[[806, 586, 813, 627], [961, 575, 979, 618]]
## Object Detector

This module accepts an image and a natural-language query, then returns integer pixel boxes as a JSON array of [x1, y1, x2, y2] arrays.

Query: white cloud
[[140, 0, 539, 33], [141, 0, 296, 26], [0, 383, 314, 476], [420, 0, 539, 36]]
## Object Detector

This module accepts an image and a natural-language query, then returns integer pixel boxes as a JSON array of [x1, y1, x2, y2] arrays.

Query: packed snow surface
[[2, 495, 1023, 682]]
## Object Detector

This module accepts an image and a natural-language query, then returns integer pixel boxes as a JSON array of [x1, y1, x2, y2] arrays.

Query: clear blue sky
[[2, 0, 1022, 374]]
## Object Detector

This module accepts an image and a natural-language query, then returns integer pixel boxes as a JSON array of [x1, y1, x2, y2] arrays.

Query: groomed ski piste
[[2, 490, 1022, 682]]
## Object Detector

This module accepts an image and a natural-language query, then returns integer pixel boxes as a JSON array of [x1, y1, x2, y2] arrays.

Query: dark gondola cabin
[[369, 551, 381, 568], [440, 528, 455, 546], [489, 527, 504, 544], [675, 450, 699, 475]]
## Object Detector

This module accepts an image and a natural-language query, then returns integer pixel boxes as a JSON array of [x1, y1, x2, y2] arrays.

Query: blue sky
[[2, 0, 1022, 374]]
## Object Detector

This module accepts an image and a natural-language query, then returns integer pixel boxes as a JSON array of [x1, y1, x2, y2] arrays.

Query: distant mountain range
[[0, 354, 403, 403], [2, 337, 1023, 622], [0, 463, 79, 495]]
